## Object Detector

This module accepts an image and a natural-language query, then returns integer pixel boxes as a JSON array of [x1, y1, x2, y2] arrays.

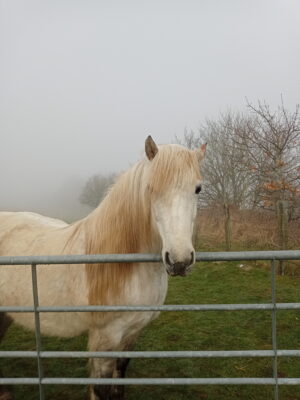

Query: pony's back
[[0, 211, 69, 256]]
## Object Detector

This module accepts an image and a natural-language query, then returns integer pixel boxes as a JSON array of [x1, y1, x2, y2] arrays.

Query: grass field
[[1, 259, 300, 400]]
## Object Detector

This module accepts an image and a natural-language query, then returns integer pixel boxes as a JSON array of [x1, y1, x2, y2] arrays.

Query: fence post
[[31, 264, 44, 400], [224, 203, 232, 251], [276, 200, 288, 275], [271, 260, 279, 400]]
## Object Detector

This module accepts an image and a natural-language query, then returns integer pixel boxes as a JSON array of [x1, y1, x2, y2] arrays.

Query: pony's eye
[[195, 185, 202, 194]]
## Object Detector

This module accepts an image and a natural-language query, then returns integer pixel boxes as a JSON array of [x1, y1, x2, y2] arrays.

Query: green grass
[[1, 260, 299, 400]]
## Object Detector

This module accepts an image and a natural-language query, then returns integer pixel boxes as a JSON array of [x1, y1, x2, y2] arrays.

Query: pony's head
[[145, 136, 206, 277]]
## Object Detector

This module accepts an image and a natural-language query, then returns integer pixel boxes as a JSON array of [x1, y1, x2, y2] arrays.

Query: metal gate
[[0, 250, 300, 399]]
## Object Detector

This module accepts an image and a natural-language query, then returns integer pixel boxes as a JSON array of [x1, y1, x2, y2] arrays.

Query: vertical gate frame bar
[[271, 259, 279, 400], [31, 264, 44, 400]]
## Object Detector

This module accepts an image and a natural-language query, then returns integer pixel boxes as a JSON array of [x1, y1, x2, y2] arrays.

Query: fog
[[1, 0, 300, 221]]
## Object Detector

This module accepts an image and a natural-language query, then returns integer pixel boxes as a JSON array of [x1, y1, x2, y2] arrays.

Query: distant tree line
[[79, 173, 117, 208]]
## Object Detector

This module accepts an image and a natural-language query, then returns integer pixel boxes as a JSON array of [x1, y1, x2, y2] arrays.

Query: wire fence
[[0, 250, 300, 400]]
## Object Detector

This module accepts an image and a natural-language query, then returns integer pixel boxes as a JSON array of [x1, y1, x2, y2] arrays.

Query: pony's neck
[[82, 161, 162, 305], [84, 161, 161, 256]]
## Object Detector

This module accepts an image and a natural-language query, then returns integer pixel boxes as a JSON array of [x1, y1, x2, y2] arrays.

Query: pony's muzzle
[[164, 251, 195, 276]]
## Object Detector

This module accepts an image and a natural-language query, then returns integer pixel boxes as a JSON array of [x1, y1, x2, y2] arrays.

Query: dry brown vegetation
[[195, 206, 300, 275], [196, 206, 300, 250]]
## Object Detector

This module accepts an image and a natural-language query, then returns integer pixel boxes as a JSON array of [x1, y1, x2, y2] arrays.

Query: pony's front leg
[[88, 328, 121, 400], [90, 358, 130, 400], [108, 358, 131, 400], [89, 357, 117, 400]]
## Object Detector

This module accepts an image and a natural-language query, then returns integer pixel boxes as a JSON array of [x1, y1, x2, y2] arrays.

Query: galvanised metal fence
[[0, 250, 300, 400]]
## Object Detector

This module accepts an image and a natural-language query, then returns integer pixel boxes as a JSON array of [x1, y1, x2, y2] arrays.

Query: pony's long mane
[[77, 144, 200, 304]]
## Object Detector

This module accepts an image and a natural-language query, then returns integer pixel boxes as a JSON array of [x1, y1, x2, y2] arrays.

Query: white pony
[[0, 136, 206, 400]]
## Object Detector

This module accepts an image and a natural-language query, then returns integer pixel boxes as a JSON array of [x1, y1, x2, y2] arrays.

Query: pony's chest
[[127, 263, 168, 305]]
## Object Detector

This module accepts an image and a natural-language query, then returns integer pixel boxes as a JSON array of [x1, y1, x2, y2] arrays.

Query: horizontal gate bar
[[1, 350, 300, 359], [0, 377, 299, 385], [1, 303, 300, 313], [0, 250, 300, 265], [0, 254, 160, 265]]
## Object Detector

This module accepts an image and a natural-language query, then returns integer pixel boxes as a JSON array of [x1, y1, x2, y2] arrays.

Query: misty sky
[[1, 0, 300, 220]]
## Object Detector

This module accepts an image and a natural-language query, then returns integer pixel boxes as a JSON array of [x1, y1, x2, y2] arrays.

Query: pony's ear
[[195, 143, 207, 162], [145, 135, 158, 160]]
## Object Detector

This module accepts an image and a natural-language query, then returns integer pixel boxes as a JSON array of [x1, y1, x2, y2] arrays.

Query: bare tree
[[176, 100, 300, 257], [237, 99, 300, 213], [175, 127, 203, 150], [235, 99, 300, 272], [177, 112, 255, 249], [79, 173, 117, 208]]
